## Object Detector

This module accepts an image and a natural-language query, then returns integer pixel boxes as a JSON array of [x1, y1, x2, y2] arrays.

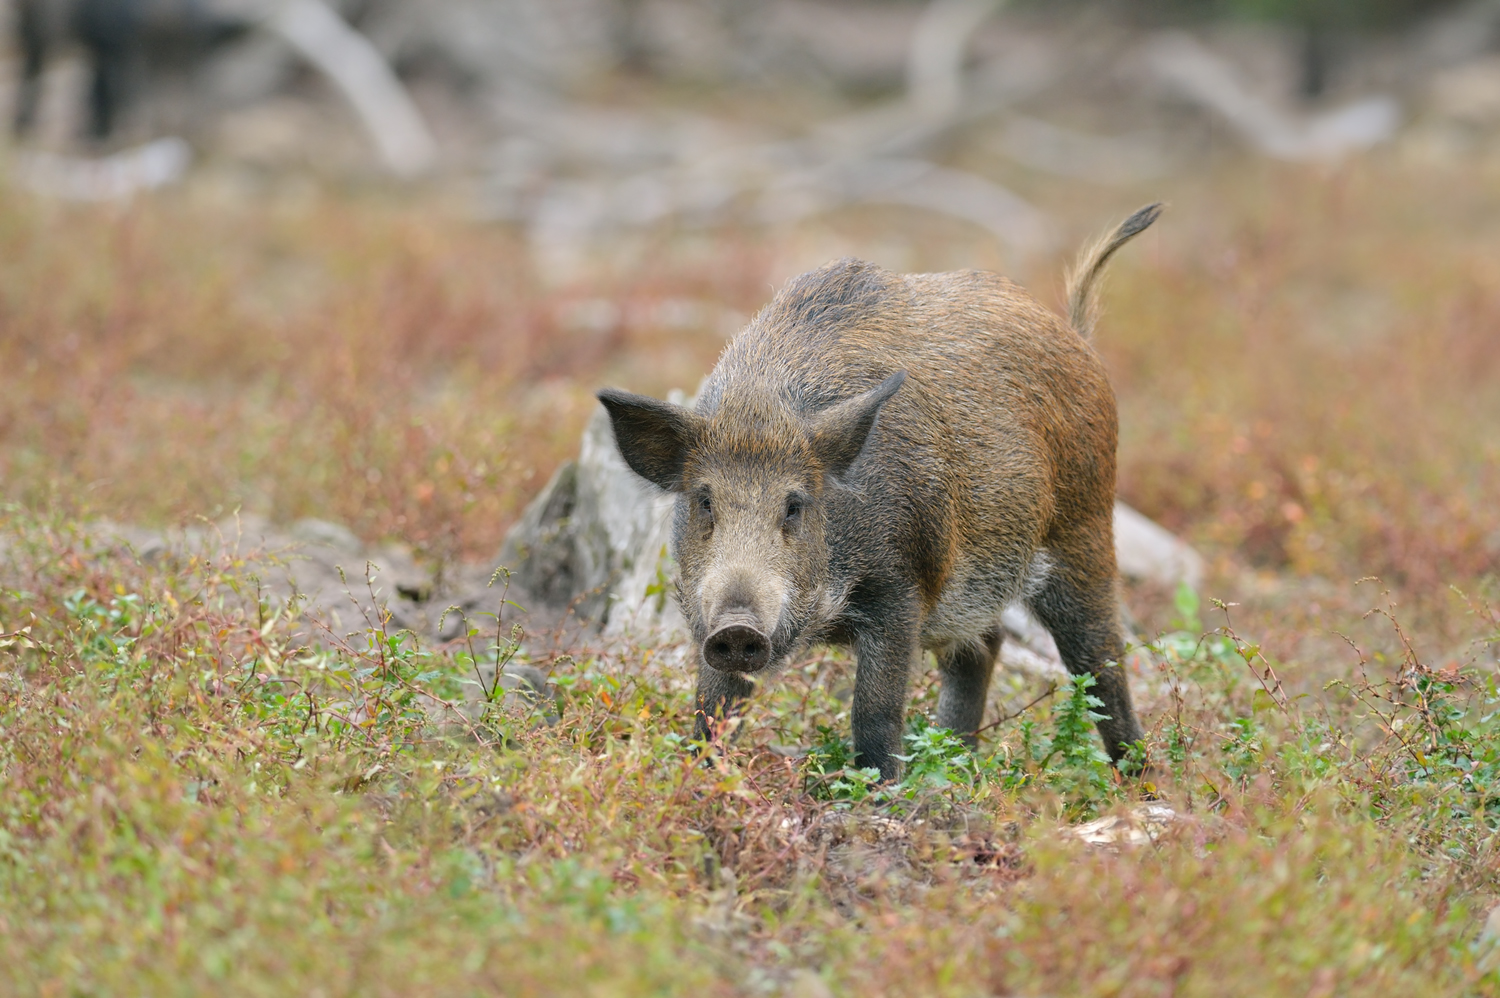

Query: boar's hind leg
[[935, 628, 1003, 747], [1026, 542, 1145, 766], [693, 667, 755, 744]]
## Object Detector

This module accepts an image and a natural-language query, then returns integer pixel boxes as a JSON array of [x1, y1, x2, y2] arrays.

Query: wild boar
[[597, 203, 1162, 779]]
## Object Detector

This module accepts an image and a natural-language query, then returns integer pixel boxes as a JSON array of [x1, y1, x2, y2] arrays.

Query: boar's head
[[598, 371, 906, 676]]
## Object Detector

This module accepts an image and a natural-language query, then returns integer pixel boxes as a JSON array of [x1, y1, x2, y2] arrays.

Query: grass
[[3, 141, 1500, 994], [3, 507, 1500, 995]]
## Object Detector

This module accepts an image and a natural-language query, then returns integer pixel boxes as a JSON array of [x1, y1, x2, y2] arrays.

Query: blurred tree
[[1196, 0, 1464, 96], [1022, 0, 1472, 98], [1124, 0, 1463, 27]]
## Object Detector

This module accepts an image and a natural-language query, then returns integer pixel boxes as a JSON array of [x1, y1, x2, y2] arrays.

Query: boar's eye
[[696, 491, 714, 522], [783, 495, 804, 530]]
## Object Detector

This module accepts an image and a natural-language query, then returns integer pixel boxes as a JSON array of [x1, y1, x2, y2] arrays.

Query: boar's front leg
[[693, 665, 755, 744], [850, 595, 921, 781]]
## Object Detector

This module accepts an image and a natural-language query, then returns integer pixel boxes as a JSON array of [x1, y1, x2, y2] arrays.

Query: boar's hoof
[[703, 619, 772, 673]]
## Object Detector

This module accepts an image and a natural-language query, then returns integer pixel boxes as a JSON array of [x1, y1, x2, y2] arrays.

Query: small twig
[[300, 690, 318, 736], [1214, 599, 1291, 715], [975, 681, 1059, 737], [489, 567, 522, 705]]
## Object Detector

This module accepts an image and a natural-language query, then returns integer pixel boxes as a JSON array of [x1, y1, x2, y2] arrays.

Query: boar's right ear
[[596, 388, 703, 491], [808, 371, 907, 480]]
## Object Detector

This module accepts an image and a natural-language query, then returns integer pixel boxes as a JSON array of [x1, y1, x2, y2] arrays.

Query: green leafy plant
[[994, 674, 1123, 816], [1173, 580, 1203, 634], [805, 675, 1127, 817]]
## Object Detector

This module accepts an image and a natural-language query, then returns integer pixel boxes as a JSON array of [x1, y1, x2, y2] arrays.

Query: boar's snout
[[703, 614, 772, 674]]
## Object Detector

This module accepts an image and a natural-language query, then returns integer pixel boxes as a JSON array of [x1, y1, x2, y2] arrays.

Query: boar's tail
[[1065, 202, 1164, 340]]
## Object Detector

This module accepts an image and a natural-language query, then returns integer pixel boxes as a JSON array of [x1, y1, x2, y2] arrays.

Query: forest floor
[[3, 130, 1500, 995]]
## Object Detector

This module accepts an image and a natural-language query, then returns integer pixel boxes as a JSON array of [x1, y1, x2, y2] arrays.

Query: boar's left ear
[[808, 371, 907, 480], [597, 388, 703, 491]]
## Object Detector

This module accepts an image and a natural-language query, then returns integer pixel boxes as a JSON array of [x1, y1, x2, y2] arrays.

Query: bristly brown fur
[[1065, 203, 1164, 339], [597, 204, 1164, 780]]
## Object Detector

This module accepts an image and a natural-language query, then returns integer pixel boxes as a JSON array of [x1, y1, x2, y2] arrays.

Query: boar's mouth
[[702, 612, 773, 674]]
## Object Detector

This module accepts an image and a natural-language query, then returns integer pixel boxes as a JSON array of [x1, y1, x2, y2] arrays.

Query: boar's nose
[[703, 616, 772, 673]]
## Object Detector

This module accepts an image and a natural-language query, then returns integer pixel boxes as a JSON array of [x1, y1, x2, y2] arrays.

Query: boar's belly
[[919, 555, 1033, 646]]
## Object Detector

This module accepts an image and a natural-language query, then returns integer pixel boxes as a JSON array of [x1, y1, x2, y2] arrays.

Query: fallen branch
[[1144, 31, 1399, 162], [266, 0, 437, 176]]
